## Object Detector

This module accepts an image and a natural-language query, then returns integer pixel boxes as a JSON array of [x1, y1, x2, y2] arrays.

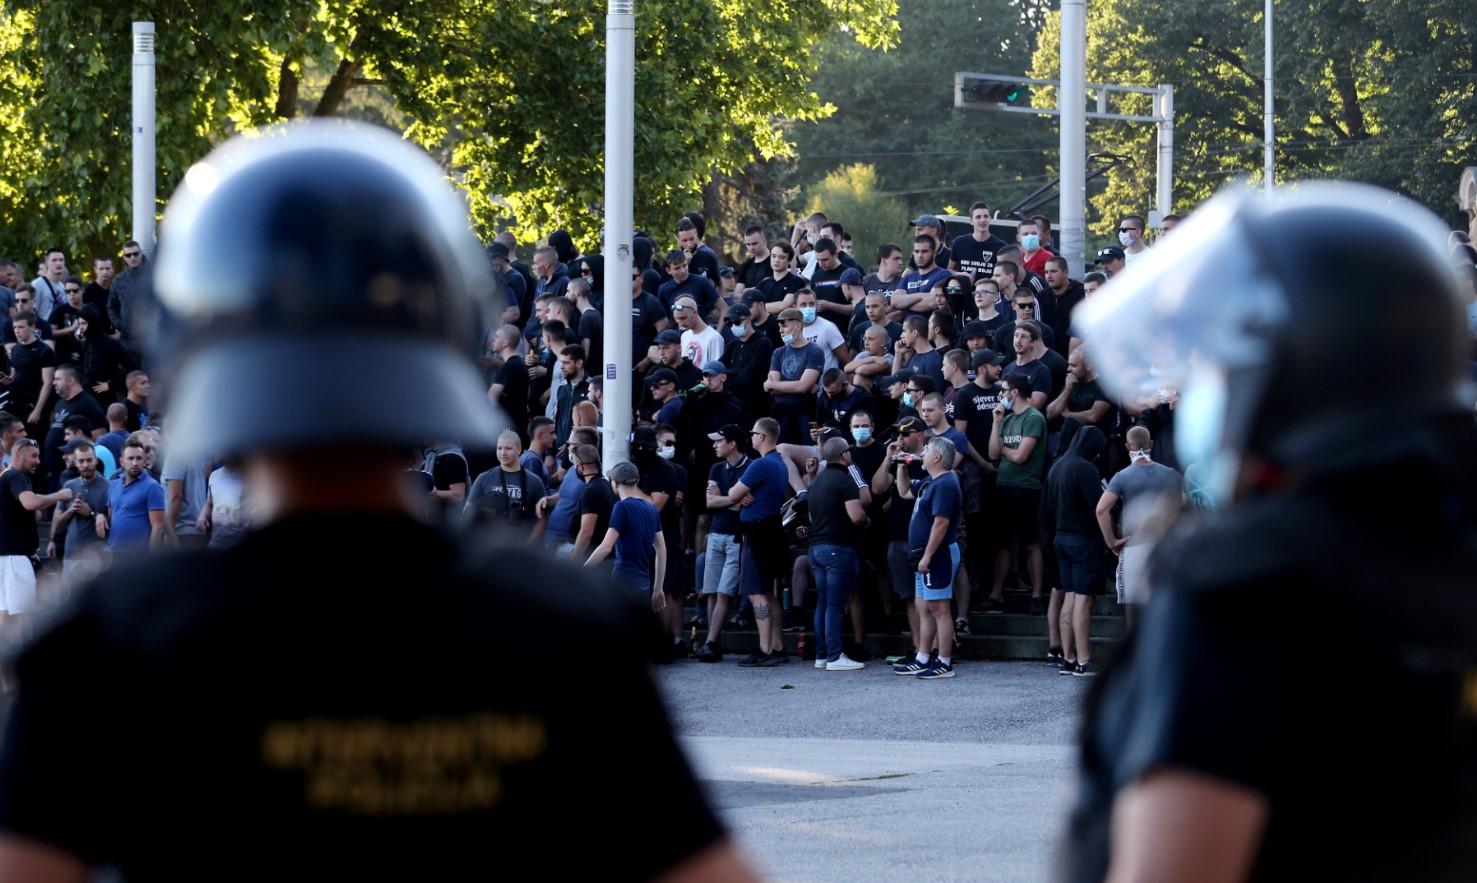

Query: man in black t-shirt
[[567, 443, 615, 562], [488, 325, 530, 445], [569, 279, 603, 372], [49, 279, 86, 365], [950, 201, 1007, 281], [82, 256, 114, 314], [0, 438, 71, 624], [6, 311, 56, 433], [807, 239, 852, 323], [43, 365, 105, 491], [806, 437, 867, 669], [465, 430, 547, 538], [676, 216, 722, 285], [735, 226, 770, 292]]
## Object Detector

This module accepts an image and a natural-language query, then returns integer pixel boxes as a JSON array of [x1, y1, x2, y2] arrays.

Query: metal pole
[[601, 0, 636, 472], [1155, 84, 1174, 225], [1264, 0, 1274, 191], [131, 21, 156, 254], [1059, 0, 1087, 278]]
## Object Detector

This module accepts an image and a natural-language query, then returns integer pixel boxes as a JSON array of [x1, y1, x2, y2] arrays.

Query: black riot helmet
[[151, 121, 505, 459], [1076, 183, 1467, 500]]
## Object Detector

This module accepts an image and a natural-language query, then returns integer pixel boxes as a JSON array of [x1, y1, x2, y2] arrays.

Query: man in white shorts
[[1096, 426, 1184, 628], [0, 439, 72, 628]]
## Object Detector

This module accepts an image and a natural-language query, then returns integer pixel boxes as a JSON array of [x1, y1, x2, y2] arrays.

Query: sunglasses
[[65, 288, 81, 294], [123, 251, 141, 258], [1117, 227, 1139, 233], [1015, 302, 1036, 309], [945, 287, 963, 294]]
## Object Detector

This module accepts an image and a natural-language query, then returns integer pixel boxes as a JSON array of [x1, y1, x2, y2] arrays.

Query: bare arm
[[1106, 770, 1268, 883], [0, 834, 88, 883], [1047, 380, 1074, 421], [1064, 400, 1113, 425], [894, 463, 915, 500], [583, 527, 619, 567], [18, 488, 71, 513], [1096, 489, 1124, 551], [705, 480, 735, 511], [570, 513, 599, 560], [148, 508, 165, 548], [844, 498, 866, 525], [649, 490, 670, 512], [165, 478, 185, 538], [1001, 434, 1038, 466], [1028, 391, 1048, 411], [988, 412, 1005, 461], [766, 367, 821, 395], [871, 445, 898, 496], [431, 482, 466, 504], [651, 533, 667, 606], [726, 480, 751, 506]]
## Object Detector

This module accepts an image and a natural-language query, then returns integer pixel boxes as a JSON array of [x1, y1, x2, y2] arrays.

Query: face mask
[[735, 323, 750, 338], [658, 445, 676, 460], [800, 307, 816, 323], [1118, 230, 1135, 248], [902, 392, 913, 408], [781, 334, 796, 345], [1129, 449, 1153, 464], [852, 427, 872, 445], [1021, 234, 1040, 251]]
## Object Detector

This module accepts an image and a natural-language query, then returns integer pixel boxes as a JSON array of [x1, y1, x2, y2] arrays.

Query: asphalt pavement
[[655, 657, 1089, 882]]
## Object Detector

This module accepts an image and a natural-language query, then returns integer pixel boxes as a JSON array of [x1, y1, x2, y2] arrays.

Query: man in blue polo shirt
[[893, 435, 963, 680], [727, 416, 790, 667], [105, 437, 165, 554], [890, 234, 951, 315]]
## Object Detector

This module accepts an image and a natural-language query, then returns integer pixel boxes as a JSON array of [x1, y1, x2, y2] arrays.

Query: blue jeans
[[809, 544, 859, 662]]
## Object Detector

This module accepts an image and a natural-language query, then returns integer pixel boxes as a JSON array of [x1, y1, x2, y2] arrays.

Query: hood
[[1066, 424, 1107, 463]]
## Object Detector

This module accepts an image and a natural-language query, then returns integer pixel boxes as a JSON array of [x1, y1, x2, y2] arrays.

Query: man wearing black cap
[[721, 302, 773, 419], [909, 214, 952, 270], [0, 124, 754, 880], [488, 242, 529, 324], [960, 320, 992, 355], [643, 367, 683, 426], [742, 288, 784, 350], [645, 328, 701, 390], [1095, 246, 1126, 277], [696, 423, 750, 661]]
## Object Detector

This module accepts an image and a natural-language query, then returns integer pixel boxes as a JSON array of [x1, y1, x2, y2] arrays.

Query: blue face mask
[[902, 392, 913, 408], [735, 323, 750, 338], [1021, 234, 1040, 251], [852, 427, 872, 444], [800, 307, 817, 323], [781, 333, 796, 346]]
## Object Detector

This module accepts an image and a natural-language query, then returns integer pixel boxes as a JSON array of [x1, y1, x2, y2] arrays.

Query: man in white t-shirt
[[675, 295, 724, 367], [794, 289, 849, 371], [1118, 214, 1150, 264]]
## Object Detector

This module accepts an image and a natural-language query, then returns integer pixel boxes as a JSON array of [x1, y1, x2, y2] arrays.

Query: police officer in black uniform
[[1058, 183, 1477, 881], [0, 123, 757, 882]]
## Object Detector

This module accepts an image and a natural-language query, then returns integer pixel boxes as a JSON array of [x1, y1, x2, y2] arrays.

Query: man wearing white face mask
[[1096, 426, 1184, 628], [793, 288, 848, 371], [1118, 214, 1150, 263]]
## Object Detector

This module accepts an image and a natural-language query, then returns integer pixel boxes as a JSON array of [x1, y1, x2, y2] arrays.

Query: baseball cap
[[778, 307, 804, 323], [875, 370, 913, 388], [630, 425, 659, 448], [971, 349, 1007, 370], [893, 415, 924, 434], [725, 303, 749, 322], [741, 289, 767, 306], [707, 423, 745, 444], [1095, 246, 1126, 263], [910, 214, 942, 229], [718, 266, 735, 278], [839, 267, 864, 285], [645, 367, 678, 386], [961, 320, 990, 340], [59, 437, 95, 454], [487, 242, 511, 260], [655, 329, 682, 345], [700, 360, 728, 376]]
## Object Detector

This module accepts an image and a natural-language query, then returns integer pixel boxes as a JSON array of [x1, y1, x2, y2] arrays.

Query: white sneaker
[[814, 658, 827, 669], [825, 655, 865, 672]]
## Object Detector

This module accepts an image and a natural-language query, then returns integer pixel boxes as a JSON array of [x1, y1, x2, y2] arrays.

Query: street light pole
[[1059, 0, 1087, 277], [1264, 0, 1274, 192], [601, 0, 636, 472], [132, 21, 157, 254]]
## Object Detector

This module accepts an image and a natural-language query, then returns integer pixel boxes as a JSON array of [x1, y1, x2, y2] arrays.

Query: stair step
[[713, 630, 1120, 662]]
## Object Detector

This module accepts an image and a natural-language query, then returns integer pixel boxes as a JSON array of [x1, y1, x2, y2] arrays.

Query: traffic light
[[965, 77, 1026, 105]]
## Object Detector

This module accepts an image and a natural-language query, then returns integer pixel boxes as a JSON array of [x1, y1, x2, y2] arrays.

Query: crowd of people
[[4, 210, 1475, 679]]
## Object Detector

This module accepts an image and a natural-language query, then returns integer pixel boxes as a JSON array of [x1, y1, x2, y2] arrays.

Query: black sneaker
[[1046, 648, 1064, 666], [1029, 597, 1046, 616], [782, 611, 807, 632], [1058, 659, 1078, 675], [893, 657, 930, 675], [737, 651, 766, 667], [954, 617, 971, 635], [842, 639, 870, 662], [757, 651, 786, 667], [696, 642, 723, 663], [1073, 661, 1099, 677], [769, 650, 791, 664]]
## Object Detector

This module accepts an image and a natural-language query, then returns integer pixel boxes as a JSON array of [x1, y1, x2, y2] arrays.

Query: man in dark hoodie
[[1040, 423, 1107, 677], [547, 229, 581, 269], [77, 304, 136, 404]]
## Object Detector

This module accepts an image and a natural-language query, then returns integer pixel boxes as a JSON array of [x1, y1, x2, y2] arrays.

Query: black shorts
[[738, 516, 786, 595], [1000, 486, 1042, 547]]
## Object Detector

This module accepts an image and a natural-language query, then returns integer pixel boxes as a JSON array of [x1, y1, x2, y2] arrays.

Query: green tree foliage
[[0, 0, 899, 264], [804, 163, 904, 262], [789, 0, 1055, 230], [1029, 0, 1477, 233]]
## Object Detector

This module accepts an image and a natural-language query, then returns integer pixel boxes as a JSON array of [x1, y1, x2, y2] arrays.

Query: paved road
[[655, 657, 1090, 882]]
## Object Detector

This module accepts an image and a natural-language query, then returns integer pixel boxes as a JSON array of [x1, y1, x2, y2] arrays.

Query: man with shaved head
[[805, 436, 868, 671], [464, 429, 547, 539], [1096, 426, 1184, 628]]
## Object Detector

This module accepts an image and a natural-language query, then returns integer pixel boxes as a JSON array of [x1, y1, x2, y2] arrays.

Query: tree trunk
[[275, 58, 298, 119], [312, 55, 364, 117], [1330, 53, 1368, 141]]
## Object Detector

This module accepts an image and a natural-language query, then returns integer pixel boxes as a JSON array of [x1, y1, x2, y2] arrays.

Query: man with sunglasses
[[1118, 214, 1150, 263], [107, 240, 148, 358], [2, 286, 53, 346], [992, 294, 1056, 354], [49, 278, 86, 365], [0, 437, 71, 627]]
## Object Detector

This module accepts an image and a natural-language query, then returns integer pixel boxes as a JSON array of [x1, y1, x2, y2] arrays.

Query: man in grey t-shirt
[[50, 439, 111, 584], [162, 451, 211, 548], [1096, 426, 1184, 623]]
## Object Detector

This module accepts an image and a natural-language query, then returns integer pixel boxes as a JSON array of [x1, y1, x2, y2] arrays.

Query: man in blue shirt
[[105, 438, 165, 554], [727, 416, 790, 666], [890, 234, 951, 315], [764, 308, 824, 445], [583, 462, 666, 612], [893, 435, 963, 679]]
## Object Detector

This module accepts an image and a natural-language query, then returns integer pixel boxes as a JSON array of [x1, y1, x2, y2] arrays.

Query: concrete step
[[969, 613, 1126, 639]]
